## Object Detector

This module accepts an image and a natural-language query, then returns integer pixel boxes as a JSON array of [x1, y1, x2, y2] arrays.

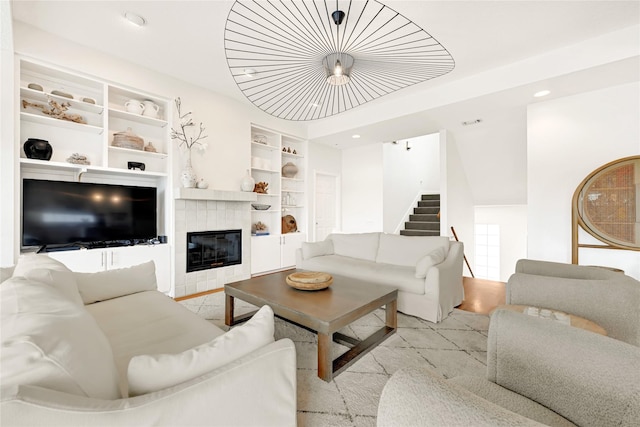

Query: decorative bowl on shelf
[[251, 204, 271, 210]]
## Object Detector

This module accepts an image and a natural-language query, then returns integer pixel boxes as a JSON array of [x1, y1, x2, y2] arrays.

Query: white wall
[[0, 2, 15, 266], [527, 82, 640, 279], [341, 143, 384, 232], [382, 133, 440, 233], [475, 205, 528, 281], [440, 130, 475, 276]]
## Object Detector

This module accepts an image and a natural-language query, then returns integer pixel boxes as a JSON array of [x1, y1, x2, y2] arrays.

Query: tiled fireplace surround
[[174, 192, 254, 298]]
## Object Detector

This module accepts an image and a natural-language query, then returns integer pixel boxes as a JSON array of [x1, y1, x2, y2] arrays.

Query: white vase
[[181, 152, 197, 188], [241, 169, 255, 192]]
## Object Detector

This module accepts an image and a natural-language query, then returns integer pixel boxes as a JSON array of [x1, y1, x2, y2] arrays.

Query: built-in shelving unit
[[17, 56, 175, 295], [249, 125, 307, 275]]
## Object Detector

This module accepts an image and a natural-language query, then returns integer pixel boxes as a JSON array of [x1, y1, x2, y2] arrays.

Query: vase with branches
[[171, 97, 209, 188]]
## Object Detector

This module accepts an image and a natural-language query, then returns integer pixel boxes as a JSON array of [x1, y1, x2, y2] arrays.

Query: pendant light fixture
[[224, 0, 455, 121]]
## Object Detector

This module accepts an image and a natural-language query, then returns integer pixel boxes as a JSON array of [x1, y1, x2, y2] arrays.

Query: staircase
[[400, 194, 440, 236]]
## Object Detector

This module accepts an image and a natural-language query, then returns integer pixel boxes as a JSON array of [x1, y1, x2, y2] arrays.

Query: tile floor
[[179, 292, 489, 427]]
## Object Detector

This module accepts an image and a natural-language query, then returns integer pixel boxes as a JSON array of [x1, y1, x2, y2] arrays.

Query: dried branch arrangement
[[22, 97, 86, 124], [170, 97, 208, 151]]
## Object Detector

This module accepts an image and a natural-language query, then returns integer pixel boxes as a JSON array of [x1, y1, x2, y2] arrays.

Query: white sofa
[[296, 232, 464, 322], [1, 255, 297, 426]]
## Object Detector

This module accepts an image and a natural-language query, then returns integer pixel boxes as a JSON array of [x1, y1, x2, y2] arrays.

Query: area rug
[[180, 292, 489, 427]]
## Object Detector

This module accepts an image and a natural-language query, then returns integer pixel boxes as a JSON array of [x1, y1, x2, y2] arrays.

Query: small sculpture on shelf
[[144, 142, 158, 153], [23, 138, 52, 161], [22, 97, 86, 124], [253, 181, 269, 194], [66, 153, 90, 165], [282, 215, 298, 234], [252, 221, 269, 236]]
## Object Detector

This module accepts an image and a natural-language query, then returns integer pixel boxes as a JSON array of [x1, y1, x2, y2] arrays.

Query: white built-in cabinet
[[48, 245, 171, 294], [250, 125, 307, 275], [17, 57, 174, 295]]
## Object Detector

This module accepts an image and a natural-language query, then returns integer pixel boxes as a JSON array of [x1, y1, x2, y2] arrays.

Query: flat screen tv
[[22, 179, 157, 249]]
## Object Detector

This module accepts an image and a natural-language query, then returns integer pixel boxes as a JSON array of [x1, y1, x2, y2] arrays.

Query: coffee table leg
[[386, 299, 397, 329], [318, 333, 333, 382], [225, 294, 235, 326]]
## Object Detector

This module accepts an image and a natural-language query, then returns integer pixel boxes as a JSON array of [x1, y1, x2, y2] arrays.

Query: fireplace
[[186, 230, 242, 273]]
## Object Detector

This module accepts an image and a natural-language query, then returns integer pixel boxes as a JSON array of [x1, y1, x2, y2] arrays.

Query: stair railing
[[451, 226, 475, 278]]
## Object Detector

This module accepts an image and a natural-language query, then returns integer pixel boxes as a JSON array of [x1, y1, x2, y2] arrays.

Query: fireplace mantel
[[175, 188, 258, 202]]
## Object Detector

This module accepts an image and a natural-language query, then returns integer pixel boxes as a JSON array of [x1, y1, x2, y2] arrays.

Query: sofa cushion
[[376, 233, 450, 268], [12, 254, 83, 306], [415, 246, 448, 279], [301, 254, 425, 294], [0, 277, 121, 400], [85, 290, 225, 397], [75, 261, 157, 304], [127, 305, 275, 396], [328, 233, 380, 262], [301, 240, 334, 260]]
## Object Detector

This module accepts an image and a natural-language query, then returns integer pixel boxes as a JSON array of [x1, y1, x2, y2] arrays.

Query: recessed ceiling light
[[462, 119, 482, 126], [243, 68, 256, 77], [124, 11, 146, 27], [352, 134, 361, 139], [534, 90, 551, 97]]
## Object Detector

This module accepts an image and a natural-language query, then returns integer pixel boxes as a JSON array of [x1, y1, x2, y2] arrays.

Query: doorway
[[313, 171, 339, 241]]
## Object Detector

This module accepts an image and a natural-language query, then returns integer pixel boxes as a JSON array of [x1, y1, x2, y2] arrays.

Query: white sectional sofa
[[296, 232, 464, 322], [1, 255, 297, 426]]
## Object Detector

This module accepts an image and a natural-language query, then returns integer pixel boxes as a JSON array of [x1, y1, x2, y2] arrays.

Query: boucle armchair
[[377, 309, 640, 426], [507, 259, 640, 346]]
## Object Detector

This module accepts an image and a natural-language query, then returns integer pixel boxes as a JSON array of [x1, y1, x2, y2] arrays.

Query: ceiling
[[9, 0, 640, 204]]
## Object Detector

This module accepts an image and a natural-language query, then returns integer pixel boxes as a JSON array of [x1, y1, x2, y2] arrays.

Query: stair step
[[410, 214, 439, 222], [421, 194, 440, 201], [400, 229, 440, 236], [413, 206, 439, 215], [405, 221, 440, 231], [418, 200, 440, 208]]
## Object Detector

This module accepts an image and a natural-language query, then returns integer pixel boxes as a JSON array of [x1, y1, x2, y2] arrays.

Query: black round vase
[[24, 138, 52, 161]]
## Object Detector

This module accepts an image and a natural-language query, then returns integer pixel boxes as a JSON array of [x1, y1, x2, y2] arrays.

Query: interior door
[[314, 172, 338, 241]]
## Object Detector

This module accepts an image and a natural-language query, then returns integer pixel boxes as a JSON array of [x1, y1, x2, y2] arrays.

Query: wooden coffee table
[[225, 269, 398, 382]]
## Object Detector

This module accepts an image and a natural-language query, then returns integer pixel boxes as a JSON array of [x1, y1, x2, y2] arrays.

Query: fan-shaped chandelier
[[224, 0, 455, 121]]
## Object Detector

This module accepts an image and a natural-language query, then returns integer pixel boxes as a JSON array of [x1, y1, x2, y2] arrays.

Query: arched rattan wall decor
[[224, 0, 455, 121], [572, 155, 640, 263]]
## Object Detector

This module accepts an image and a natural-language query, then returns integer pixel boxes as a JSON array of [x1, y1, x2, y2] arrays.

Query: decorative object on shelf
[[252, 134, 267, 144], [23, 138, 52, 161], [196, 178, 209, 189], [66, 153, 90, 165], [127, 161, 146, 171], [125, 99, 145, 115], [252, 221, 269, 235], [282, 215, 297, 234], [143, 142, 158, 153], [285, 271, 333, 291], [180, 151, 198, 188], [282, 162, 298, 178], [51, 90, 73, 99], [293, 149, 297, 155], [171, 97, 209, 188], [287, 147, 291, 153], [27, 83, 43, 91], [251, 204, 271, 210], [241, 169, 255, 192], [82, 97, 96, 104], [21, 97, 86, 124], [253, 181, 269, 193], [282, 147, 287, 152], [225, 0, 454, 120], [112, 127, 144, 150], [142, 100, 160, 118]]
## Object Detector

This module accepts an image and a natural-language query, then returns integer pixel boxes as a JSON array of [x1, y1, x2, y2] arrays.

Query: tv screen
[[22, 179, 157, 248]]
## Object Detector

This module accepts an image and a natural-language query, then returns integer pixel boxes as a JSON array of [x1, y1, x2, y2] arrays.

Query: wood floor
[[458, 276, 506, 315]]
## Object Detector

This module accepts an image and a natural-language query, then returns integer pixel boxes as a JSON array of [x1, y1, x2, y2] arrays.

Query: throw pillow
[[1, 277, 121, 399], [12, 254, 83, 306], [75, 261, 157, 304], [415, 246, 448, 279], [376, 233, 450, 267], [127, 305, 275, 397], [301, 240, 334, 260]]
